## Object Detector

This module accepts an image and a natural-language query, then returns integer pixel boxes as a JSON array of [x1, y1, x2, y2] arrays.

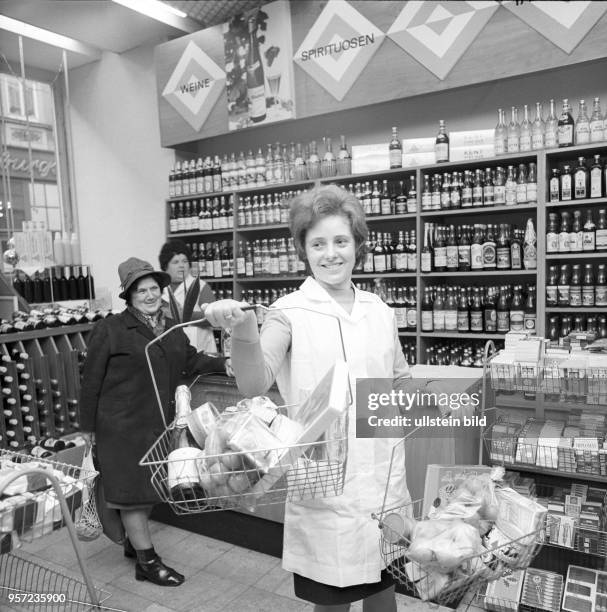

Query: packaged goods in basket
[[377, 466, 544, 604], [143, 359, 350, 512]]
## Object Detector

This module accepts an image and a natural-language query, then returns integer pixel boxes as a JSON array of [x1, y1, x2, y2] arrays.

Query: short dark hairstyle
[[288, 185, 368, 266], [158, 240, 191, 271]]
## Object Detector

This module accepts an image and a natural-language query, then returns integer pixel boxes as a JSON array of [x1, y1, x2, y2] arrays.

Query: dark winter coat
[[80, 309, 225, 505]]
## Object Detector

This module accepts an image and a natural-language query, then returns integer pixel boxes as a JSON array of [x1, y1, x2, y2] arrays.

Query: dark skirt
[[293, 570, 395, 605]]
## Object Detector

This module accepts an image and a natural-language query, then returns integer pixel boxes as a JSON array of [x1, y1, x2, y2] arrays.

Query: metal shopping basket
[[139, 305, 351, 515], [372, 432, 542, 607]]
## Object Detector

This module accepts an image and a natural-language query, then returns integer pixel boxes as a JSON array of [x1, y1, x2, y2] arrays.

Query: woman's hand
[[204, 300, 254, 329]]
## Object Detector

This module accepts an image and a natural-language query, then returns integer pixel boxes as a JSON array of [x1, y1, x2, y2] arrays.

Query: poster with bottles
[[223, 0, 295, 131]]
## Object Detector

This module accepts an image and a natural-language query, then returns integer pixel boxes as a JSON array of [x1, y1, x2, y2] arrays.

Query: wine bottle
[[246, 17, 266, 124], [167, 385, 205, 501]]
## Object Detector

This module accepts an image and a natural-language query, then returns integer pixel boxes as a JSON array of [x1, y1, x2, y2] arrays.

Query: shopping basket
[[139, 305, 351, 515], [372, 432, 543, 607]]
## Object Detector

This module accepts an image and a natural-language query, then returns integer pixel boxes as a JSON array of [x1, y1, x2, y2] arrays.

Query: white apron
[[162, 276, 217, 353], [274, 277, 411, 587]]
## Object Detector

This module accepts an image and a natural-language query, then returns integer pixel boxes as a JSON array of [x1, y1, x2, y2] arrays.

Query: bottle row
[[546, 263, 607, 308], [12, 265, 95, 303], [235, 238, 305, 278], [362, 231, 417, 274], [168, 136, 353, 197], [0, 307, 111, 334], [400, 341, 417, 366], [345, 178, 416, 216], [549, 154, 607, 201], [371, 280, 417, 330], [546, 209, 607, 253], [169, 197, 235, 233], [420, 163, 538, 211], [494, 97, 607, 155], [420, 220, 537, 273], [547, 314, 607, 345], [237, 191, 301, 226], [424, 341, 502, 367], [421, 284, 537, 335]]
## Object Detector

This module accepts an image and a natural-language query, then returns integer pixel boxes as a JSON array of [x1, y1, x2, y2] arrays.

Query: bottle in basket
[[167, 385, 205, 501]]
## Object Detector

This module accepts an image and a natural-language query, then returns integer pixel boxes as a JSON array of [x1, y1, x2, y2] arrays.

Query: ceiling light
[[0, 15, 102, 58], [112, 0, 199, 32]]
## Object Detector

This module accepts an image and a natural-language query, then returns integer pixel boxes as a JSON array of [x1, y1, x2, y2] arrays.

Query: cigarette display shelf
[[0, 326, 93, 451]]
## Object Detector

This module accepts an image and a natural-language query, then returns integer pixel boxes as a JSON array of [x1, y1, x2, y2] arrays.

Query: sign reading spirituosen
[[293, 0, 384, 102]]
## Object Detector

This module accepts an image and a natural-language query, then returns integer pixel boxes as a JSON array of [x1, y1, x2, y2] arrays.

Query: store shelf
[[491, 461, 607, 484], [233, 179, 314, 194], [204, 278, 234, 283], [398, 331, 417, 337], [168, 229, 233, 238], [421, 270, 536, 277], [237, 223, 289, 233], [545, 307, 607, 312], [546, 252, 607, 259], [237, 276, 305, 282], [420, 151, 538, 172], [420, 331, 507, 340], [544, 142, 607, 159], [167, 189, 226, 202], [319, 167, 416, 184], [366, 213, 416, 221], [546, 198, 607, 208], [352, 272, 417, 279], [420, 203, 537, 217]]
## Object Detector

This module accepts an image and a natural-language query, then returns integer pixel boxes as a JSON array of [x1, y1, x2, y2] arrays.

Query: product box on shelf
[[521, 568, 563, 612], [483, 569, 525, 612], [562, 565, 607, 612]]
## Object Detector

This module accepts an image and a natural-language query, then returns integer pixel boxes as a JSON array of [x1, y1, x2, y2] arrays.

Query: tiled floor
[[0, 520, 473, 612]]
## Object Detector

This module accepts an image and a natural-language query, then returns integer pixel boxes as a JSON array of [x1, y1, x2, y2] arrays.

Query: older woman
[[158, 240, 217, 353], [205, 185, 412, 612], [80, 257, 226, 587]]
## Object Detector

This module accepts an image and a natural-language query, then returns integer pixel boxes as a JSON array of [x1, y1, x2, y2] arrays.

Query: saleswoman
[[80, 257, 226, 587]]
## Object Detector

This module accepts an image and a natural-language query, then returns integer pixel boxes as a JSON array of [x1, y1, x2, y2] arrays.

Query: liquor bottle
[[421, 224, 433, 273], [167, 385, 204, 500], [320, 137, 336, 178], [557, 264, 570, 307], [336, 135, 352, 176], [545, 99, 558, 148], [558, 211, 570, 253], [472, 169, 484, 207], [212, 155, 222, 192], [575, 99, 590, 145], [570, 210, 583, 253], [569, 264, 582, 306], [519, 104, 531, 151], [450, 171, 461, 209], [560, 165, 572, 201], [546, 213, 559, 253], [516, 164, 527, 204], [273, 143, 284, 184], [457, 288, 469, 332], [421, 288, 433, 332], [549, 168, 560, 202], [510, 229, 522, 270], [421, 175, 432, 211], [293, 143, 307, 181], [431, 174, 441, 210], [583, 210, 596, 251], [590, 155, 603, 198], [169, 202, 178, 234], [458, 225, 471, 272], [557, 98, 574, 147], [482, 224, 497, 270], [494, 108, 507, 155], [444, 288, 457, 332], [371, 180, 381, 216], [471, 224, 483, 271], [582, 264, 595, 307], [531, 102, 545, 150], [523, 219, 537, 270], [389, 127, 402, 169], [246, 17, 266, 123], [433, 227, 447, 272], [395, 181, 407, 215], [596, 209, 607, 252], [494, 167, 506, 206], [406, 287, 417, 330], [435, 120, 449, 163], [407, 176, 417, 213], [574, 157, 588, 199], [509, 285, 524, 332], [497, 287, 510, 333], [380, 180, 391, 216], [461, 171, 473, 208], [484, 288, 497, 332], [441, 173, 451, 210], [527, 163, 537, 205], [523, 285, 536, 333], [446, 225, 458, 272], [432, 287, 445, 332], [589, 97, 604, 142], [307, 140, 321, 179], [496, 224, 511, 270], [507, 106, 520, 153], [505, 165, 516, 206], [373, 234, 386, 273], [596, 264, 607, 307]]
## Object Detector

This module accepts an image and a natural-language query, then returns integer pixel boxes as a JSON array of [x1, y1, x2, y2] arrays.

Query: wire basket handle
[[145, 303, 351, 430]]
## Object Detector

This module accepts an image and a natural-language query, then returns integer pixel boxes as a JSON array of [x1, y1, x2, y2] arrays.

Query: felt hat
[[118, 257, 170, 300]]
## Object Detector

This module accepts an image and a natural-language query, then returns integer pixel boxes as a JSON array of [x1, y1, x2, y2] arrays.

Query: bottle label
[[458, 246, 471, 267], [395, 254, 407, 271], [510, 311, 524, 331], [591, 169, 602, 197], [435, 143, 448, 162], [421, 252, 432, 273], [545, 130, 557, 148], [571, 231, 582, 252], [213, 175, 222, 192], [516, 183, 527, 203], [373, 255, 386, 273], [505, 184, 516, 206], [483, 186, 494, 206], [470, 312, 483, 331], [236, 257, 245, 276], [407, 252, 417, 272], [167, 447, 204, 490], [495, 139, 506, 155], [445, 311, 457, 331], [169, 219, 178, 233], [381, 198, 392, 216], [519, 134, 531, 151], [496, 247, 511, 270], [524, 313, 536, 332], [457, 311, 469, 331], [546, 286, 557, 306], [389, 150, 402, 168], [576, 125, 590, 144], [441, 191, 450, 209], [583, 232, 596, 251], [596, 286, 607, 306], [546, 233, 558, 253], [421, 311, 433, 332], [526, 183, 537, 203], [532, 133, 544, 149], [472, 186, 483, 204], [549, 179, 560, 202], [471, 244, 483, 269], [450, 190, 461, 207], [558, 124, 573, 146], [590, 121, 603, 142], [523, 245, 537, 269], [507, 136, 519, 152], [511, 243, 522, 269], [597, 229, 607, 250], [248, 84, 266, 120], [574, 172, 587, 198], [484, 309, 497, 331], [494, 185, 506, 205], [569, 286, 581, 306], [558, 285, 570, 305], [497, 311, 510, 332], [558, 233, 570, 252], [433, 310, 445, 331], [482, 244, 496, 268], [395, 307, 407, 329], [363, 253, 374, 273], [434, 247, 447, 269], [422, 193, 432, 210], [561, 176, 572, 200], [406, 309, 417, 329], [582, 286, 595, 306], [462, 187, 473, 206], [446, 246, 458, 269]]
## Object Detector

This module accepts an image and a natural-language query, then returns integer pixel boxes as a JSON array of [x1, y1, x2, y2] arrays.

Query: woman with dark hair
[[205, 185, 412, 612], [80, 257, 226, 587], [158, 240, 217, 353]]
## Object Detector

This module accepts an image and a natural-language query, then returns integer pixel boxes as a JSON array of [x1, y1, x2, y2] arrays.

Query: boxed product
[[489, 422, 522, 464], [484, 569, 525, 612], [521, 568, 563, 612], [422, 464, 493, 518], [515, 420, 544, 465], [562, 565, 607, 612], [495, 486, 547, 542]]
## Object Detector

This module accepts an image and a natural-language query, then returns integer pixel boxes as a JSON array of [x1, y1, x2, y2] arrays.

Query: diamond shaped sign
[[503, 1, 607, 54], [388, 1, 498, 80], [293, 0, 385, 101], [162, 41, 226, 132]]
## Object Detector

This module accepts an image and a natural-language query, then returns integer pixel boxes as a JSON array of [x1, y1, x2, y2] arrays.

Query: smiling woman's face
[[304, 214, 355, 292], [131, 276, 162, 315]]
